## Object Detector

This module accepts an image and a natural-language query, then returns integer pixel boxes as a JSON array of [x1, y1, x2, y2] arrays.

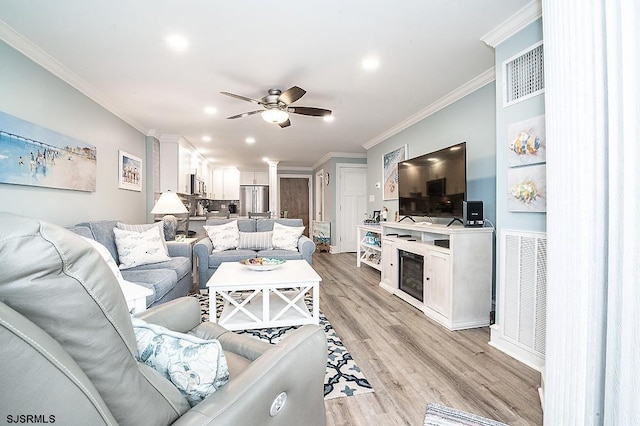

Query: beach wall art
[[507, 115, 546, 212], [118, 150, 142, 191], [0, 110, 96, 192], [382, 145, 407, 200]]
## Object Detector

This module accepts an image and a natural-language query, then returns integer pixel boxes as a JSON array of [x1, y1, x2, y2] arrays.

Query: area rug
[[424, 403, 507, 426], [194, 293, 373, 400]]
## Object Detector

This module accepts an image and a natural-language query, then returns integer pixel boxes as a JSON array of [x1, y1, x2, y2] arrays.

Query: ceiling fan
[[220, 86, 332, 128]]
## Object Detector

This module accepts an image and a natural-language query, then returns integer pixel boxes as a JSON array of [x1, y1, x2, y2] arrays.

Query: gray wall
[[495, 19, 545, 232], [313, 156, 367, 245], [366, 82, 497, 225], [0, 42, 147, 227]]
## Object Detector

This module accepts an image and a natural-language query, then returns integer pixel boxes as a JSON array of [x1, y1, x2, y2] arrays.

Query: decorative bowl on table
[[240, 258, 286, 271]]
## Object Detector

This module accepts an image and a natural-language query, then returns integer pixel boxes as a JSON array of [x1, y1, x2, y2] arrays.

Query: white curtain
[[543, 0, 639, 424]]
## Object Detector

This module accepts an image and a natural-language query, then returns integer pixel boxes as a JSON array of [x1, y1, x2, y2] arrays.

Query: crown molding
[[481, 0, 542, 48], [0, 19, 146, 133], [278, 166, 314, 172], [362, 68, 495, 150], [312, 152, 367, 170]]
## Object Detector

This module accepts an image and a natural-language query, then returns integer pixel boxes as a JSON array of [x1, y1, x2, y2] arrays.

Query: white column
[[543, 0, 640, 424], [267, 160, 279, 215]]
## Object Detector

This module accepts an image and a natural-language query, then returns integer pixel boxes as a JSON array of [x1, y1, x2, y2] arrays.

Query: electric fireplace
[[398, 249, 424, 302]]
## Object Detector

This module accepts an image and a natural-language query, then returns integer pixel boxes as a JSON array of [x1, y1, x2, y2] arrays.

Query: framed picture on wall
[[118, 150, 142, 191], [382, 145, 407, 200], [0, 110, 97, 192]]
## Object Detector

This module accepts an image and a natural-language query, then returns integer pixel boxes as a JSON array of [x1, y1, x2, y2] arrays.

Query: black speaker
[[463, 201, 484, 227]]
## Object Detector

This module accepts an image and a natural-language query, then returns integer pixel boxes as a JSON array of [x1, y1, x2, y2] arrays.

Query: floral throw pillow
[[272, 222, 305, 251], [113, 226, 171, 269], [204, 220, 239, 253], [131, 317, 229, 406]]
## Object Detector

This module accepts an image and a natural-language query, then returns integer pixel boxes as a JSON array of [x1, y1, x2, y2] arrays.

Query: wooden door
[[279, 177, 310, 236]]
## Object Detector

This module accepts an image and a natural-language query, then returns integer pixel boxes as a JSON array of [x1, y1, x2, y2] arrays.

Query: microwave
[[190, 174, 205, 195]]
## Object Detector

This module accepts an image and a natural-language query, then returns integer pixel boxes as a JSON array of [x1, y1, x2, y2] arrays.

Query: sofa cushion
[[208, 250, 257, 268], [272, 222, 305, 251], [205, 218, 256, 232], [256, 218, 304, 232], [238, 231, 273, 250], [76, 220, 120, 262], [204, 220, 239, 253], [132, 317, 229, 407], [114, 226, 171, 269], [121, 269, 178, 306]]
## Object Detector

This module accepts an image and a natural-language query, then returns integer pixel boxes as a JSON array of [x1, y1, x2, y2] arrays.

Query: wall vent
[[503, 41, 545, 106], [500, 230, 547, 358]]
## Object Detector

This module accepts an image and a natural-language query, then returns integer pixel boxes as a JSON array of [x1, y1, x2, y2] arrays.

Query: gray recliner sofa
[[0, 213, 327, 425], [72, 220, 192, 308], [194, 218, 316, 289]]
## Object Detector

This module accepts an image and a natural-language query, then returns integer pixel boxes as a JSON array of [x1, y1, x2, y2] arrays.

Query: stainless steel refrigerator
[[239, 185, 269, 216]]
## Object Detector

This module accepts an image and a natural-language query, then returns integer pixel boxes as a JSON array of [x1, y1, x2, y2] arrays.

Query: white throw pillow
[[113, 226, 171, 269], [131, 317, 229, 407], [238, 231, 273, 250], [116, 222, 168, 256], [203, 220, 239, 253], [272, 222, 304, 251]]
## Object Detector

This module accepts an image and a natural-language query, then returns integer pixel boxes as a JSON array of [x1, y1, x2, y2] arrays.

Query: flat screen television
[[398, 142, 467, 218]]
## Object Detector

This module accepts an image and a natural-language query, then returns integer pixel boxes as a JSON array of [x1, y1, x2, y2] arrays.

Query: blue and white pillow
[[204, 220, 239, 252], [113, 226, 171, 269], [272, 222, 304, 251], [131, 317, 229, 406]]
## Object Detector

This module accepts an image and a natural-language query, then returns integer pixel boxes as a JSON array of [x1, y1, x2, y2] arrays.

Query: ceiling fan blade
[[289, 107, 332, 117], [278, 119, 291, 128], [279, 86, 306, 105], [226, 110, 263, 119], [220, 91, 263, 104]]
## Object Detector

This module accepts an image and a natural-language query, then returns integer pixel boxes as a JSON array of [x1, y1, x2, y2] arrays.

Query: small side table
[[119, 280, 153, 314]]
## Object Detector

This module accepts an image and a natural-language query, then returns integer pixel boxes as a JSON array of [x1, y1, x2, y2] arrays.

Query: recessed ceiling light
[[245, 137, 255, 144], [204, 106, 217, 115], [323, 115, 335, 122], [262, 157, 269, 162], [202, 136, 212, 142], [166, 34, 189, 51], [362, 56, 380, 70]]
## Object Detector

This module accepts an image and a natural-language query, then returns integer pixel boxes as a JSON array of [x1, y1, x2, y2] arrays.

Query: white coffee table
[[206, 259, 321, 331]]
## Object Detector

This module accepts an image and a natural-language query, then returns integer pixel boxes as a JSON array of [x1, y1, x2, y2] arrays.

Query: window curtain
[[543, 0, 639, 424]]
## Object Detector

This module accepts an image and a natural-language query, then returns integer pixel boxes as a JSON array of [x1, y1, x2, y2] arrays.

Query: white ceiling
[[0, 0, 533, 170]]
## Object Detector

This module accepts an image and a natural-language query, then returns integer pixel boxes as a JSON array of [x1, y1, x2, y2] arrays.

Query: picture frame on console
[[118, 150, 142, 192]]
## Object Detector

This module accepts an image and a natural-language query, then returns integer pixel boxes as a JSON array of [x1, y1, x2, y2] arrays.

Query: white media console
[[377, 221, 493, 331]]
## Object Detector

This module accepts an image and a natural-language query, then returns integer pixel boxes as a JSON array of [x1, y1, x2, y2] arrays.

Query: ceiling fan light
[[261, 109, 289, 124]]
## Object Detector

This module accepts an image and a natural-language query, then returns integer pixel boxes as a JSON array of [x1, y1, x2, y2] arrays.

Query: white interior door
[[337, 164, 367, 253]]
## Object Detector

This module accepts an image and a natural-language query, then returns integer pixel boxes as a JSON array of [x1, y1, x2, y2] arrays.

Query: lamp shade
[[150, 191, 189, 215], [261, 109, 289, 124]]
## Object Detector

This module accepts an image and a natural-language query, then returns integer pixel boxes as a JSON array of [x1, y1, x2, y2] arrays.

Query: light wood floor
[[313, 252, 543, 426]]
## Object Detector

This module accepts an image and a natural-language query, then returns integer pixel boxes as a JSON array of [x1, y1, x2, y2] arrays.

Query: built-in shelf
[[356, 225, 382, 271]]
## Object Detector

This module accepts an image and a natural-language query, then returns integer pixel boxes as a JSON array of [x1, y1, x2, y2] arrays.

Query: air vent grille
[[501, 230, 547, 357], [504, 42, 545, 106]]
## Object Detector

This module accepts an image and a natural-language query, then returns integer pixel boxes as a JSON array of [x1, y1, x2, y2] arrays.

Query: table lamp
[[150, 191, 189, 240]]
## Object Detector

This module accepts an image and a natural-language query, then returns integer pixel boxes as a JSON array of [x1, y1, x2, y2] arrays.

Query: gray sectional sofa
[[194, 218, 316, 289], [71, 220, 192, 308]]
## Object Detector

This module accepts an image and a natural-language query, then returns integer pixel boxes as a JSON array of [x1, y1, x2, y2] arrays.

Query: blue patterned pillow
[[131, 317, 229, 406]]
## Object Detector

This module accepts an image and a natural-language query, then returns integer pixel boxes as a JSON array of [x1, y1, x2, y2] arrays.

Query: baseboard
[[489, 325, 545, 372]]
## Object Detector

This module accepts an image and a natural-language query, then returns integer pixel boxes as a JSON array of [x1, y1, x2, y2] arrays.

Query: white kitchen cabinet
[[240, 171, 269, 185], [211, 167, 240, 200]]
